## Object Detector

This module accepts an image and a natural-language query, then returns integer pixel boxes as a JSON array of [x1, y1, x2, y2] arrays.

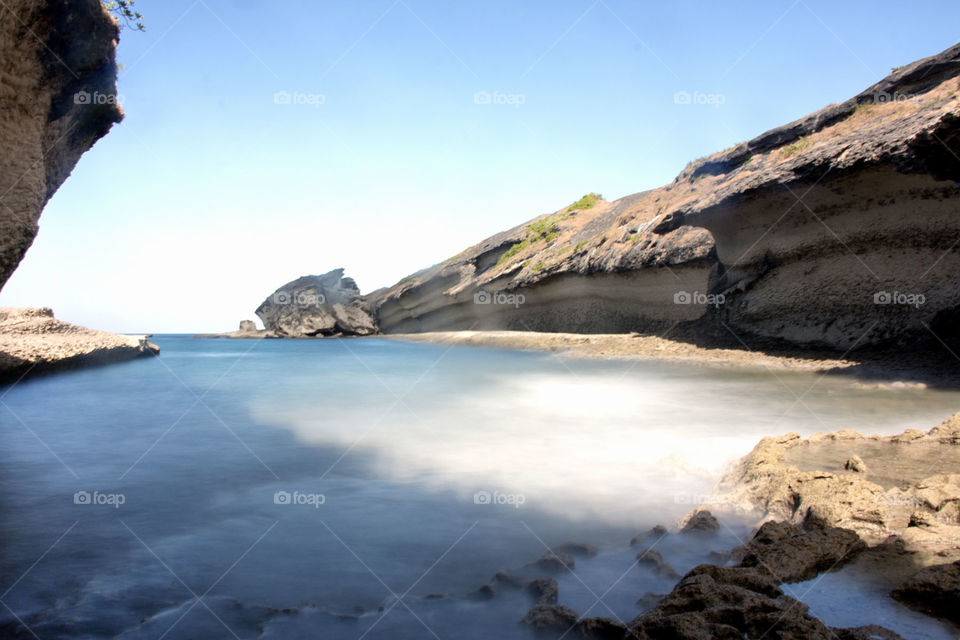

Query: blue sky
[[2, 0, 959, 332]]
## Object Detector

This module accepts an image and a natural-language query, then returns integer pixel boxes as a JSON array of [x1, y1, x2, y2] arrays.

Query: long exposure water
[[2, 336, 958, 639]]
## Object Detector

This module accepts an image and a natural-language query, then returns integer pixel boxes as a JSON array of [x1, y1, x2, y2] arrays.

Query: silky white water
[[1, 336, 957, 639]]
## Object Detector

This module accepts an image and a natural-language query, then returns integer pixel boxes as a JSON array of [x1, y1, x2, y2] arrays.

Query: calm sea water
[[1, 336, 958, 639]]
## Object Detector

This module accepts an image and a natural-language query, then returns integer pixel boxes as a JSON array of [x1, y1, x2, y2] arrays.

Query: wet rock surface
[[628, 524, 905, 640]]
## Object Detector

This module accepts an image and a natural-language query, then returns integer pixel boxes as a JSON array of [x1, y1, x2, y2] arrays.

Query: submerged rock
[[525, 578, 558, 605], [636, 548, 680, 580], [255, 269, 378, 337], [679, 510, 719, 536]]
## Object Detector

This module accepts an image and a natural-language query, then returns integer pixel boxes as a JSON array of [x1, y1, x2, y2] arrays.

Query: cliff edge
[[370, 42, 960, 351]]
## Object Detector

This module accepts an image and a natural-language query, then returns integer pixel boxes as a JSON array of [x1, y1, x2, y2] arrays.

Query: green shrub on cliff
[[103, 0, 145, 31], [567, 192, 601, 212]]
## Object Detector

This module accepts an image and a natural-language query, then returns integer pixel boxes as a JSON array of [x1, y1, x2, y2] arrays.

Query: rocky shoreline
[[0, 307, 158, 383], [508, 415, 960, 638]]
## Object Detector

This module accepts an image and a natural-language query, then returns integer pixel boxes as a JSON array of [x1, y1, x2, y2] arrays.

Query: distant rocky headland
[[249, 41, 960, 355]]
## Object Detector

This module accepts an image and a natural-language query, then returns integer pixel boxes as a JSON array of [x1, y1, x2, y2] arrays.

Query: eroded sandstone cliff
[[370, 43, 960, 350], [0, 0, 123, 289]]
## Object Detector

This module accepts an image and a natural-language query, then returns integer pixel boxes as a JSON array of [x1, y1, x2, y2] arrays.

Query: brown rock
[[891, 560, 960, 623]]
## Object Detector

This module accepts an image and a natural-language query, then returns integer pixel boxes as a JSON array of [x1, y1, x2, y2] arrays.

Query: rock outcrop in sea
[[365, 42, 960, 350], [0, 308, 158, 382], [0, 0, 124, 290], [256, 269, 378, 337]]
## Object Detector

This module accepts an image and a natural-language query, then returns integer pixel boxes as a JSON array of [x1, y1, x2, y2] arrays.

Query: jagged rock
[[628, 558, 904, 639], [525, 578, 558, 605], [630, 525, 668, 547], [694, 417, 960, 564], [732, 520, 866, 583], [636, 548, 680, 579], [891, 559, 960, 623], [239, 320, 257, 332], [0, 0, 124, 290], [255, 269, 378, 337], [679, 510, 719, 536]]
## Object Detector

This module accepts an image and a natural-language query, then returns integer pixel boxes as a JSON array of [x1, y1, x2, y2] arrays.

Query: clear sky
[[2, 0, 958, 332]]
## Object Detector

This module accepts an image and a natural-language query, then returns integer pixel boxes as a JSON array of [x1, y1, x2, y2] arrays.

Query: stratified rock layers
[[370, 43, 960, 350]]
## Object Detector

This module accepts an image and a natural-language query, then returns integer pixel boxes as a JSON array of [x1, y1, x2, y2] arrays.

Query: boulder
[[732, 520, 866, 583], [238, 319, 257, 332], [255, 269, 378, 337]]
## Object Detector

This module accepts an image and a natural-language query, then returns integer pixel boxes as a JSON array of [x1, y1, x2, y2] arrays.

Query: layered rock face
[[370, 43, 960, 349], [0, 0, 124, 290], [256, 269, 377, 337]]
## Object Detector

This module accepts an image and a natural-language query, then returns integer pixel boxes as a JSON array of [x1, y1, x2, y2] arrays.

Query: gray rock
[[239, 319, 257, 332], [636, 548, 680, 579], [630, 525, 669, 547], [256, 269, 378, 337], [525, 578, 558, 605], [680, 510, 719, 536]]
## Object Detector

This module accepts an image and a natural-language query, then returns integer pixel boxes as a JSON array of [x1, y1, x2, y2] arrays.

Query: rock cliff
[[370, 42, 960, 350], [0, 0, 124, 290]]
